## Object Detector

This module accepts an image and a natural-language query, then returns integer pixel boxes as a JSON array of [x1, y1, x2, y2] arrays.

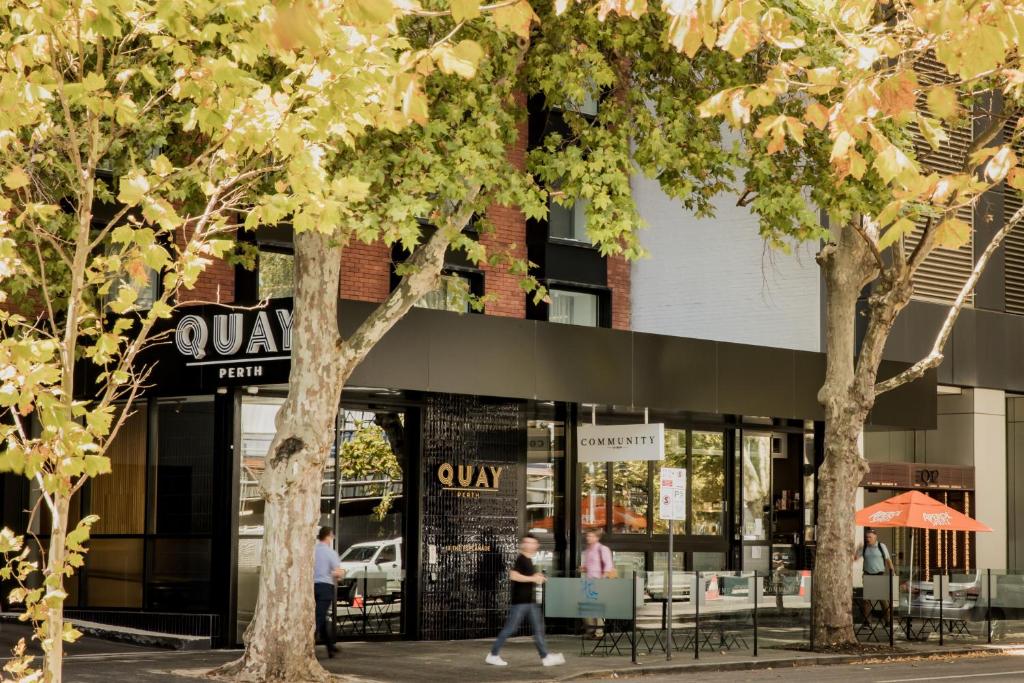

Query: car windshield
[[340, 546, 378, 562]]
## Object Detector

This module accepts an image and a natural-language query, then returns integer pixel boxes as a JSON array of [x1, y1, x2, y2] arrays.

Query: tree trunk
[[43, 494, 70, 683], [811, 225, 874, 647], [214, 231, 344, 682]]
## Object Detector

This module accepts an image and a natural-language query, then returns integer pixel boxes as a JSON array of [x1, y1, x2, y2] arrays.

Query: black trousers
[[314, 582, 335, 651]]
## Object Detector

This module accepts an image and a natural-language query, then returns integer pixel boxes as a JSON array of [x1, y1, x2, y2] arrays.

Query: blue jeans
[[490, 603, 548, 658], [314, 582, 335, 652]]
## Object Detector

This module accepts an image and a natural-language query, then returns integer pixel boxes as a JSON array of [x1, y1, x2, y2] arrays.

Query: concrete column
[[973, 389, 1007, 570]]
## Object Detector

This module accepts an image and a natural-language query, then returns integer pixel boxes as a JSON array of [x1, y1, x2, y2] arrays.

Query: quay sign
[[578, 423, 665, 462], [436, 463, 506, 498], [173, 305, 293, 381]]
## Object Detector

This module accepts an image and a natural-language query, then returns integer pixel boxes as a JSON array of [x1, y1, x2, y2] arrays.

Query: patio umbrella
[[855, 490, 991, 614]]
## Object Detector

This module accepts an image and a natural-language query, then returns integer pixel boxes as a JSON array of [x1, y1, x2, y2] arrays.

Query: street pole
[[667, 519, 673, 661]]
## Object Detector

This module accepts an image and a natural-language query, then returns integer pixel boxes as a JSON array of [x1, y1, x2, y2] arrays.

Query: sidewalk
[[52, 632, 1023, 682]]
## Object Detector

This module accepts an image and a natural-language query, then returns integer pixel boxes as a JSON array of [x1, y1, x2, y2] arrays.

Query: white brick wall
[[631, 174, 822, 352]]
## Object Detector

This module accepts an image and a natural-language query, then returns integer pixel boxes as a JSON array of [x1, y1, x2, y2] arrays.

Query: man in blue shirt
[[314, 526, 344, 658]]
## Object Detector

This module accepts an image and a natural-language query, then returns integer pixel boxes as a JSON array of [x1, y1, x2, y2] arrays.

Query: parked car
[[337, 538, 402, 602]]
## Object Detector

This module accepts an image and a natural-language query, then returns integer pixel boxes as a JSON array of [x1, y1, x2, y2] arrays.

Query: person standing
[[853, 529, 894, 621], [486, 534, 565, 668], [579, 530, 614, 639], [314, 526, 345, 659]]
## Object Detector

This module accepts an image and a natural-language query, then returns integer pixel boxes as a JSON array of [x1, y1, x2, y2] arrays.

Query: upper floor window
[[549, 198, 591, 244], [414, 272, 473, 313], [258, 248, 294, 300], [549, 288, 599, 327]]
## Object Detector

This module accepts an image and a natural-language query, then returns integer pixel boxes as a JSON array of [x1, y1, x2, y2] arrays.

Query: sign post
[[658, 466, 686, 661]]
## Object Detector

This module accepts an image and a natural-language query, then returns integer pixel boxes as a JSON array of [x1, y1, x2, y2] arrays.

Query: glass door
[[739, 432, 773, 571]]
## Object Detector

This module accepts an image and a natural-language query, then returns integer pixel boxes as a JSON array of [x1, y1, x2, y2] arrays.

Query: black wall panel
[[419, 394, 525, 640]]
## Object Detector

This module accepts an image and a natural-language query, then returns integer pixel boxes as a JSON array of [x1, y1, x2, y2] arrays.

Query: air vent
[[905, 55, 975, 306]]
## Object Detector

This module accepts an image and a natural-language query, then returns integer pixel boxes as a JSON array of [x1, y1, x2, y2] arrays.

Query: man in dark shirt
[[486, 533, 565, 667]]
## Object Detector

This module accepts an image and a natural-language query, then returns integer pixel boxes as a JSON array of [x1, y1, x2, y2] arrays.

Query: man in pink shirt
[[579, 530, 614, 638]]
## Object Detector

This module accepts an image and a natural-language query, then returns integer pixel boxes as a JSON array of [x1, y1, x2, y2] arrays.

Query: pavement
[[26, 632, 1022, 683]]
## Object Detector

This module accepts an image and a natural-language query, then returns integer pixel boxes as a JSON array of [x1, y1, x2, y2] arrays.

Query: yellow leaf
[[435, 40, 484, 79], [927, 85, 959, 120], [874, 142, 918, 186], [1008, 167, 1024, 191], [451, 0, 481, 22], [492, 0, 537, 39], [3, 167, 29, 190], [347, 0, 396, 25], [117, 171, 150, 206], [878, 217, 915, 250], [804, 103, 829, 130], [934, 217, 971, 249], [877, 70, 918, 117]]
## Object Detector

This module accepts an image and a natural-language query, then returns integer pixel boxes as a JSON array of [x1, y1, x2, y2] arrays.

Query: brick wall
[[177, 226, 234, 304], [607, 254, 631, 330], [340, 240, 391, 303], [480, 97, 528, 318]]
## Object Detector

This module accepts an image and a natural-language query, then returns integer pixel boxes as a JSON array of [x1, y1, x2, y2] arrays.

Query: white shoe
[[541, 653, 565, 667], [485, 654, 508, 666]]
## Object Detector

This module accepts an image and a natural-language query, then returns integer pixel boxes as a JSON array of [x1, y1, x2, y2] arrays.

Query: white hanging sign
[[577, 423, 665, 462], [659, 467, 687, 521]]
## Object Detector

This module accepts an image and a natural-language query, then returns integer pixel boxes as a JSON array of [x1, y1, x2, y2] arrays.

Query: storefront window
[[611, 461, 648, 534], [85, 538, 144, 608], [691, 432, 726, 536], [653, 429, 686, 534], [580, 461, 607, 532], [610, 551, 645, 579], [259, 249, 294, 299], [154, 399, 214, 534], [526, 416, 563, 544], [741, 433, 772, 541], [91, 409, 146, 535], [692, 551, 727, 571]]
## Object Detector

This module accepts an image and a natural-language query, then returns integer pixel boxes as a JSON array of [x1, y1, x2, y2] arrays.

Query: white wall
[[630, 175, 821, 351]]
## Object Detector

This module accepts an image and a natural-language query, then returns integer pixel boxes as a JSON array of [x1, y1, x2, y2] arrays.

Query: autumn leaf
[[492, 0, 537, 39], [877, 71, 918, 117], [934, 217, 971, 249], [927, 85, 959, 121]]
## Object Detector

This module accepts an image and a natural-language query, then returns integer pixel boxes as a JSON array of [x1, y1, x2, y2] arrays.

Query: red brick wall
[[480, 96, 528, 318], [177, 225, 234, 304], [607, 254, 631, 330], [340, 240, 391, 303]]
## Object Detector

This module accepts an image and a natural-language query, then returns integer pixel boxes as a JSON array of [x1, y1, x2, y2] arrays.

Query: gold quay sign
[[436, 463, 504, 498]]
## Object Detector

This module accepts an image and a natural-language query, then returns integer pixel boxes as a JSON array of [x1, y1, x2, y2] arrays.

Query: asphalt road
[[618, 653, 1024, 683]]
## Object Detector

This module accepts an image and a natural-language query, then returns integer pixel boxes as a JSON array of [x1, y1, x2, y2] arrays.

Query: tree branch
[[875, 202, 1024, 395], [338, 184, 481, 381]]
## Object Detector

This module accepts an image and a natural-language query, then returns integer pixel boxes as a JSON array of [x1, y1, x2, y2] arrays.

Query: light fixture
[[247, 386, 259, 395]]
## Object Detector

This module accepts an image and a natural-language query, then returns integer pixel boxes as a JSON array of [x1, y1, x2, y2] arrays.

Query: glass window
[[526, 416, 563, 543], [609, 550, 645, 579], [611, 461, 649, 535], [259, 249, 294, 299], [580, 462, 607, 533], [85, 538, 143, 608], [654, 429, 687, 534], [91, 409, 146, 535], [154, 399, 214, 534], [107, 265, 158, 310], [549, 198, 590, 243], [415, 273, 471, 312], [741, 433, 772, 541], [377, 545, 396, 564], [691, 432, 726, 536], [549, 289, 599, 327], [146, 538, 212, 612], [692, 551, 727, 571]]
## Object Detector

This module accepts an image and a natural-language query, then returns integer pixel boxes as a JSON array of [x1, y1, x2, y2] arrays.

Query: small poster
[[658, 467, 687, 521]]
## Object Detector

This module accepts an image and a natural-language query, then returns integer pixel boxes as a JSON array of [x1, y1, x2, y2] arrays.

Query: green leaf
[[3, 167, 29, 190]]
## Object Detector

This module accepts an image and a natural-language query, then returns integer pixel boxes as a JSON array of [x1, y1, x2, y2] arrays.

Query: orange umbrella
[[855, 490, 991, 532]]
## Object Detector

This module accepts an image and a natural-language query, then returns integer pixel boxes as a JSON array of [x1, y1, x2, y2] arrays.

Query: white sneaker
[[541, 653, 565, 667], [485, 654, 508, 666]]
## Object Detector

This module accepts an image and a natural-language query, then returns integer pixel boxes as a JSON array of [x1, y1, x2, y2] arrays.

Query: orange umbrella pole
[[965, 492, 971, 573], [924, 528, 930, 582]]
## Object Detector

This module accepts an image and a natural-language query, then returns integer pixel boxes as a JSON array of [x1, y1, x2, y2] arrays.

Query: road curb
[[557, 645, 998, 680]]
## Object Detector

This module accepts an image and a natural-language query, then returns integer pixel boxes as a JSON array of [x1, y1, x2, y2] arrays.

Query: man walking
[[854, 529, 895, 621], [486, 534, 565, 667], [314, 526, 345, 659], [579, 530, 614, 639]]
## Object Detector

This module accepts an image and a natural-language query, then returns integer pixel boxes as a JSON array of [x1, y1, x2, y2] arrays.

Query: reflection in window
[[691, 432, 725, 536], [549, 289, 599, 327], [526, 419, 562, 537], [258, 249, 294, 299], [155, 400, 214, 534], [86, 538, 144, 608], [610, 551, 645, 579], [653, 430, 686, 533], [549, 197, 590, 243], [742, 434, 772, 541], [612, 461, 648, 534], [415, 273, 471, 312], [580, 462, 607, 532], [692, 551, 727, 571]]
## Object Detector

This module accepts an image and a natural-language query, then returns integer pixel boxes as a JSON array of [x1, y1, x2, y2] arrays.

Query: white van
[[338, 538, 402, 601]]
